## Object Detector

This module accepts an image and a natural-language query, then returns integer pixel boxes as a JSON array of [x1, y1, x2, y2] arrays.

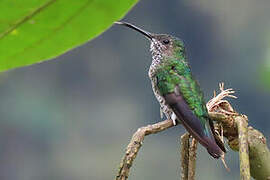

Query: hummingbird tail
[[164, 93, 225, 158]]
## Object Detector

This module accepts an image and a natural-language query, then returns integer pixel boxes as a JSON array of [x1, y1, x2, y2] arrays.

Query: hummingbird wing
[[156, 64, 225, 158]]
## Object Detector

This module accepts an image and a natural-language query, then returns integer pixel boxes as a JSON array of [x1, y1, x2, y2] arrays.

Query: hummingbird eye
[[162, 39, 170, 45]]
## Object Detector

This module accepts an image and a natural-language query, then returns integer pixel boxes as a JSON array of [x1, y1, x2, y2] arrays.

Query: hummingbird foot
[[171, 113, 177, 125]]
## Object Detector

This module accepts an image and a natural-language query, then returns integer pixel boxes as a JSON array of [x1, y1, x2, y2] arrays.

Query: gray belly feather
[[148, 67, 174, 121]]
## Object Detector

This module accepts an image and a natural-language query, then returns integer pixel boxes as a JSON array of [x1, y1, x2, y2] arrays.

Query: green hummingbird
[[115, 22, 226, 158]]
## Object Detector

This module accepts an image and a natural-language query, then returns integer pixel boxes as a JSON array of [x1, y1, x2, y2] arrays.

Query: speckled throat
[[148, 39, 175, 121], [148, 39, 164, 78]]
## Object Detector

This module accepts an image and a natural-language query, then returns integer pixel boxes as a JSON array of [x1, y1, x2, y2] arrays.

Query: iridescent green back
[[156, 57, 211, 137]]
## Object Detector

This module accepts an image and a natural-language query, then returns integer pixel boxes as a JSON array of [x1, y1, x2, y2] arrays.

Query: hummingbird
[[115, 21, 226, 158]]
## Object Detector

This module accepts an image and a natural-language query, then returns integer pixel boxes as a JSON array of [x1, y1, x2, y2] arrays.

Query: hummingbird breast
[[148, 50, 175, 122]]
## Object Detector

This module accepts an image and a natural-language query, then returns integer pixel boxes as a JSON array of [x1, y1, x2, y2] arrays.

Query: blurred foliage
[[0, 0, 137, 72], [260, 47, 270, 89], [260, 67, 270, 89]]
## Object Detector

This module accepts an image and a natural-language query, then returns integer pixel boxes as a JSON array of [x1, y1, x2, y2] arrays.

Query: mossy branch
[[115, 83, 270, 180]]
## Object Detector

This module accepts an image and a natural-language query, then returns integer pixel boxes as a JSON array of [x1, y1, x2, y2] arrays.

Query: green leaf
[[0, 0, 138, 72]]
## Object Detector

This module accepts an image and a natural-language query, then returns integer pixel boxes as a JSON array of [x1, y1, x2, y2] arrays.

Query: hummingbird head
[[115, 22, 186, 61], [149, 34, 185, 62]]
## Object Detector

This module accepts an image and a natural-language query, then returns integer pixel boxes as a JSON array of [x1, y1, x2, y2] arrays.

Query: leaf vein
[[0, 0, 57, 40]]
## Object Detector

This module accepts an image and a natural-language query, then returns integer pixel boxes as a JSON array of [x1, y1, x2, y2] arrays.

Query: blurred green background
[[1, 0, 270, 179]]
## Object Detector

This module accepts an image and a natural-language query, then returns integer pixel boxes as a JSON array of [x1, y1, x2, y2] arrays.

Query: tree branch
[[180, 134, 198, 180], [115, 119, 174, 180], [248, 127, 270, 180], [115, 83, 270, 180], [235, 116, 251, 180], [208, 83, 270, 180], [180, 133, 190, 180], [188, 138, 198, 180]]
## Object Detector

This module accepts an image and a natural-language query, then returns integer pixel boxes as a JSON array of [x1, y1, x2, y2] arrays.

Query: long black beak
[[115, 21, 153, 40]]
